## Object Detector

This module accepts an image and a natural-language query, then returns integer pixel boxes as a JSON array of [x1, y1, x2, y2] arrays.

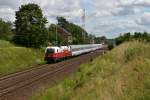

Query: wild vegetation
[[32, 41, 150, 100], [0, 19, 13, 40], [0, 40, 44, 76]]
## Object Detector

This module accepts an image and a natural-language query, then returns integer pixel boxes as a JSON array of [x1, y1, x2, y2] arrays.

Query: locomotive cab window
[[46, 49, 55, 54]]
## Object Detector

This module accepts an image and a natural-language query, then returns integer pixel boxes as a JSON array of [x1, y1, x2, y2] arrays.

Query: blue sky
[[0, 0, 150, 38]]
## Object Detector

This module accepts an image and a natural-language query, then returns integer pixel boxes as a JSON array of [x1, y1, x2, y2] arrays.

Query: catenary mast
[[81, 9, 86, 43]]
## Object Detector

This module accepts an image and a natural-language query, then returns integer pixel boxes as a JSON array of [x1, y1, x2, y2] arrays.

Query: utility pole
[[55, 24, 58, 46], [82, 9, 86, 43]]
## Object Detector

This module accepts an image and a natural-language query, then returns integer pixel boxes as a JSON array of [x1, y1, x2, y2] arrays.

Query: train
[[44, 44, 103, 63]]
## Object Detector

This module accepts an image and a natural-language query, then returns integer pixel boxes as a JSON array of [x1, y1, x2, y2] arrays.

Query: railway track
[[0, 50, 105, 100], [0, 64, 49, 81], [0, 55, 85, 90], [0, 60, 82, 97]]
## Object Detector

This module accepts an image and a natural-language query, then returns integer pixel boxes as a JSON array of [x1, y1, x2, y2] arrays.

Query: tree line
[[0, 3, 150, 48], [0, 3, 95, 48], [48, 17, 94, 45], [115, 32, 150, 45]]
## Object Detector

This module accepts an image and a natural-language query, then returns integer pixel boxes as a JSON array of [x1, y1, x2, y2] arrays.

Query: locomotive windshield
[[46, 48, 55, 54]]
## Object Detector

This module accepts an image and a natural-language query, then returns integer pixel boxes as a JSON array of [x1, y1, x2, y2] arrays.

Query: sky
[[0, 0, 150, 38]]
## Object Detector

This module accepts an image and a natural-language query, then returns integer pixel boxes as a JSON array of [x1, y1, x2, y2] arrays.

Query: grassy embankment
[[0, 40, 44, 76], [33, 41, 150, 100]]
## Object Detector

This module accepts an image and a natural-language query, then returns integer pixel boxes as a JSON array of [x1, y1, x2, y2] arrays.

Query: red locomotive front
[[45, 46, 72, 63]]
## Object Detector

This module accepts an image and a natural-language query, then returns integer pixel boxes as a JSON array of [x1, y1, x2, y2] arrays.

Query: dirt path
[[0, 49, 105, 100]]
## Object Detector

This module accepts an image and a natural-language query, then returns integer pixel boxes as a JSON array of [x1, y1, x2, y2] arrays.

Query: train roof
[[46, 46, 70, 49], [46, 44, 102, 48]]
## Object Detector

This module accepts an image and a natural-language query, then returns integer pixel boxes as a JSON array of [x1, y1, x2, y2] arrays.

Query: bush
[[115, 32, 150, 45], [0, 19, 13, 40], [108, 44, 114, 50]]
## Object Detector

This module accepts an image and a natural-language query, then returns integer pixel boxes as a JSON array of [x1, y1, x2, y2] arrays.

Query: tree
[[123, 32, 131, 41], [87, 34, 95, 44], [13, 3, 48, 48], [0, 19, 13, 40], [142, 32, 150, 41], [56, 17, 89, 44], [115, 32, 150, 45], [57, 17, 68, 27], [115, 32, 132, 45], [95, 36, 107, 44], [47, 17, 90, 45], [48, 24, 64, 45], [134, 32, 142, 40]]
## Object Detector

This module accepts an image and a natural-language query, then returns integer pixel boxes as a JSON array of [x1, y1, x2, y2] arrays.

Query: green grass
[[32, 41, 150, 100], [0, 40, 45, 76]]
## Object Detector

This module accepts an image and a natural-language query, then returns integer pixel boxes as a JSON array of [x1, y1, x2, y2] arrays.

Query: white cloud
[[0, 0, 150, 38], [0, 6, 15, 21], [134, 0, 150, 6], [136, 12, 150, 25]]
